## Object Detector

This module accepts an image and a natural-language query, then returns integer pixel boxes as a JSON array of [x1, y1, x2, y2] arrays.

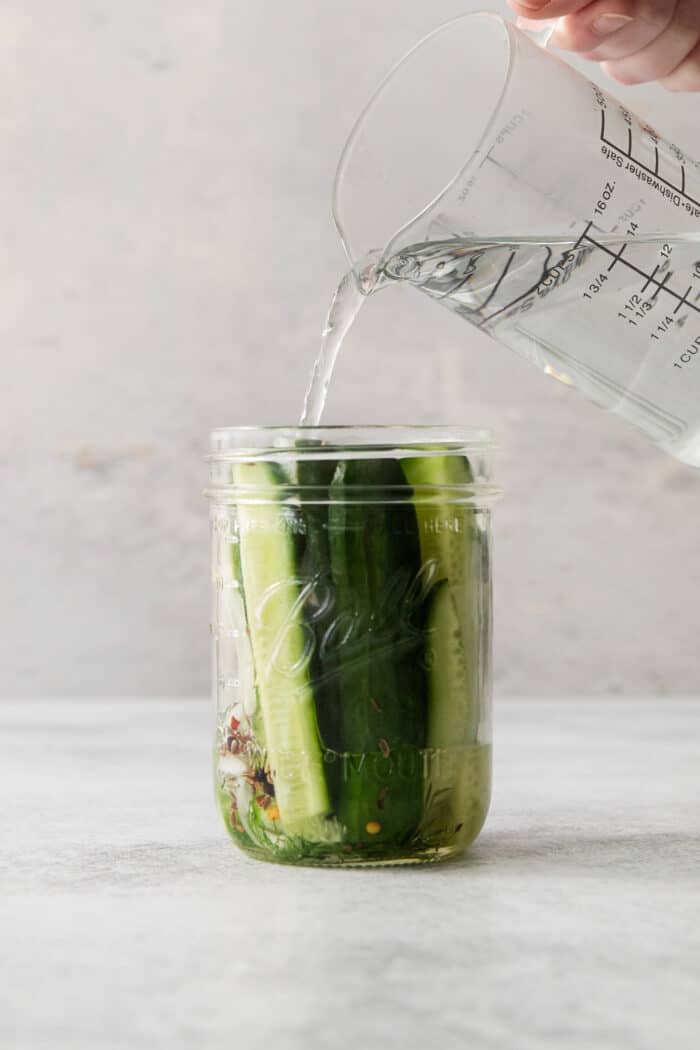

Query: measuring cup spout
[[514, 16, 559, 49], [333, 13, 515, 278]]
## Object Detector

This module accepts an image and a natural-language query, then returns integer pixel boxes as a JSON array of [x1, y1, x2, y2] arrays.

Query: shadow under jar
[[206, 426, 501, 866]]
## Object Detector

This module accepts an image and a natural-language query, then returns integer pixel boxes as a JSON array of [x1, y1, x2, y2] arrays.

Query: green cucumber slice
[[401, 453, 479, 747], [234, 460, 332, 839], [328, 457, 427, 846], [296, 452, 342, 810]]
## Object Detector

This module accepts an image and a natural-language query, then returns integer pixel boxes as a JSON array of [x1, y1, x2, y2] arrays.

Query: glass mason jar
[[206, 426, 501, 866]]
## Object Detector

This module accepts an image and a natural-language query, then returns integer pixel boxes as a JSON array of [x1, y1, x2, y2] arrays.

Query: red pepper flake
[[378, 738, 391, 758], [229, 802, 245, 834], [229, 714, 240, 732], [370, 697, 383, 713]]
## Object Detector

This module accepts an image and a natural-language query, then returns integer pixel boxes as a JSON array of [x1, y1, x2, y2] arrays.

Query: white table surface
[[2, 698, 699, 1050]]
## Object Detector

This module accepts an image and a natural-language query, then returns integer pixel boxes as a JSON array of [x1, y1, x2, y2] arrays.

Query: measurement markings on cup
[[479, 222, 700, 329], [575, 222, 700, 315], [600, 110, 699, 210]]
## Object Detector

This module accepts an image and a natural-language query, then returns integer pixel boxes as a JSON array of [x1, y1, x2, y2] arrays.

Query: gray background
[[2, 0, 699, 699]]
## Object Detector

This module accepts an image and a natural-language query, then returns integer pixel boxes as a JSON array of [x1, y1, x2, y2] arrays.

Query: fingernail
[[592, 13, 634, 35], [516, 1, 549, 9]]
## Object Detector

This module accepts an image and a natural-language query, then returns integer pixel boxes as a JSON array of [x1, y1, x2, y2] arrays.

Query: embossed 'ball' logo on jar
[[254, 560, 439, 684]]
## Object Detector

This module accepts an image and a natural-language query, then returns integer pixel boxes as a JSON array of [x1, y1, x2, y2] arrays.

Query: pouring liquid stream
[[300, 271, 367, 428], [301, 229, 700, 464]]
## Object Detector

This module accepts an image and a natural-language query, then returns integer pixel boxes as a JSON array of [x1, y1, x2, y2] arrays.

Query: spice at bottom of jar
[[215, 739, 491, 866]]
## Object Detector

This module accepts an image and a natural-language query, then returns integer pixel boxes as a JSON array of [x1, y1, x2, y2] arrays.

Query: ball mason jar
[[206, 426, 501, 866]]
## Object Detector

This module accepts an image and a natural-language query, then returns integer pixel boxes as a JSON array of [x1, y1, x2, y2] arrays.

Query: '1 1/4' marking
[[651, 315, 675, 341]]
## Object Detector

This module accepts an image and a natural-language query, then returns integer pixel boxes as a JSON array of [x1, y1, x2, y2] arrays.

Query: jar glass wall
[[206, 426, 501, 866]]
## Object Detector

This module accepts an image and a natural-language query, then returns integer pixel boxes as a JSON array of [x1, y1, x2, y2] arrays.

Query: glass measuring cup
[[334, 13, 700, 466]]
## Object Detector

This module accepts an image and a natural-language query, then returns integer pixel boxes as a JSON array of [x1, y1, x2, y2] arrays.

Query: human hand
[[508, 0, 700, 90]]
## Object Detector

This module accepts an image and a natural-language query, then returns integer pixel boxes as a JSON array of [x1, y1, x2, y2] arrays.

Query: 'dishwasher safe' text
[[601, 146, 700, 218]]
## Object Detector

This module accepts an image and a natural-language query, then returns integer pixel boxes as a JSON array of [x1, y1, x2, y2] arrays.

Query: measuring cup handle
[[515, 16, 559, 49]]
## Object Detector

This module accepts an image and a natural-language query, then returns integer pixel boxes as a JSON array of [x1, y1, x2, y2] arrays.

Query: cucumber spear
[[401, 453, 482, 839], [234, 460, 333, 840], [328, 457, 428, 847]]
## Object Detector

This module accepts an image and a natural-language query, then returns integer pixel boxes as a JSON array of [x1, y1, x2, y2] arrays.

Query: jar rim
[[208, 424, 495, 460]]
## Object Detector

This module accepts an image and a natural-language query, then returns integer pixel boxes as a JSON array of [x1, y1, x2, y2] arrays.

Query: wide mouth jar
[[206, 426, 501, 867]]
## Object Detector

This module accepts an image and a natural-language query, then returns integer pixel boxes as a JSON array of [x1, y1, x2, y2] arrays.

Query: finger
[[602, 0, 700, 82], [550, 0, 674, 59], [660, 38, 700, 89], [507, 0, 593, 20]]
